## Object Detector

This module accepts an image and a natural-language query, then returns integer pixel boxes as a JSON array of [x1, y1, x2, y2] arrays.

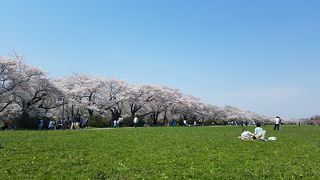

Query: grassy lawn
[[0, 126, 319, 179]]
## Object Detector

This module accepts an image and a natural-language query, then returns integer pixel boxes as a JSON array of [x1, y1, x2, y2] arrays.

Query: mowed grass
[[0, 126, 319, 179]]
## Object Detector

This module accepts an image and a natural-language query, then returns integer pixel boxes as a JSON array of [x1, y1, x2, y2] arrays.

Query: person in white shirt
[[118, 116, 123, 128], [133, 117, 138, 127], [183, 120, 188, 126], [274, 116, 280, 130], [48, 121, 55, 130], [113, 120, 117, 128], [48, 121, 52, 130], [254, 123, 267, 140], [241, 128, 254, 140]]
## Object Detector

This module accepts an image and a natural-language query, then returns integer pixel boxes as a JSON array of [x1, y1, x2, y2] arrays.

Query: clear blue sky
[[1, 0, 319, 118]]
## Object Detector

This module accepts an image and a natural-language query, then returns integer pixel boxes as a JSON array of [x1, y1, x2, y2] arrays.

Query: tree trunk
[[110, 109, 121, 121], [151, 111, 160, 126], [88, 109, 94, 116], [163, 110, 168, 125]]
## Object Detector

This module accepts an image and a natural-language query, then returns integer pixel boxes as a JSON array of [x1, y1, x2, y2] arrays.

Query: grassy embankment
[[0, 126, 319, 179]]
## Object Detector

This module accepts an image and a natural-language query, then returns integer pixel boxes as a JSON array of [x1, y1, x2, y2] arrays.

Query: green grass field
[[0, 126, 319, 179]]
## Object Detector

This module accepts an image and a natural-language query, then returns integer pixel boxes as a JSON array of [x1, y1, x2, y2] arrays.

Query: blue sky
[[1, 0, 319, 118]]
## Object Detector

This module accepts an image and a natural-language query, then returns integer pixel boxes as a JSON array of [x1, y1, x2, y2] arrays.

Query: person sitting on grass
[[241, 128, 254, 140], [254, 123, 267, 141]]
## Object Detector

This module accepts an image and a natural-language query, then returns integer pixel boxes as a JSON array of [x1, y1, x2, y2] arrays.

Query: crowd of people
[[112, 116, 124, 128], [38, 117, 88, 130], [0, 114, 286, 132], [112, 116, 141, 128]]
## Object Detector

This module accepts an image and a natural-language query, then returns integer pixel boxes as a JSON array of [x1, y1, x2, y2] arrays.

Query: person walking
[[113, 119, 117, 128], [133, 116, 138, 127], [118, 116, 123, 128], [274, 116, 280, 130], [38, 118, 44, 130], [48, 121, 54, 130], [183, 120, 188, 126]]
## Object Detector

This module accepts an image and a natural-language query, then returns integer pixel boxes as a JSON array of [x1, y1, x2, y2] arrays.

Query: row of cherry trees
[[0, 54, 272, 127]]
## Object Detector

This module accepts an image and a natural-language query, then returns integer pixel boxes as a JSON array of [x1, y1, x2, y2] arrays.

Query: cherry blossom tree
[[0, 54, 39, 114], [13, 76, 63, 116], [174, 95, 202, 121], [124, 85, 155, 117], [94, 78, 129, 121], [196, 104, 226, 125], [1, 54, 62, 117], [140, 85, 183, 125], [221, 106, 272, 125], [55, 74, 105, 119]]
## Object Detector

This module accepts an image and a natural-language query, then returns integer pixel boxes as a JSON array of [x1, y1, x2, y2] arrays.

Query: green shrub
[[123, 116, 146, 127], [123, 116, 133, 127], [13, 112, 55, 130], [13, 112, 37, 129], [88, 115, 110, 128]]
